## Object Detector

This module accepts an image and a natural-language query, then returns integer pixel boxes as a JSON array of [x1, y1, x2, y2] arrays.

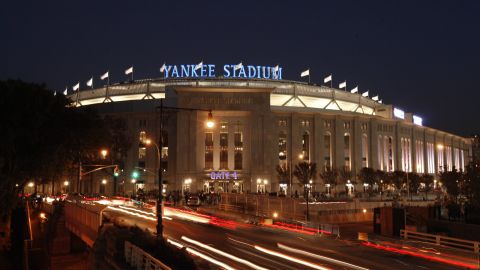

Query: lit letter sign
[[210, 171, 238, 180], [164, 63, 282, 80], [393, 108, 405, 119], [413, 115, 423, 126]]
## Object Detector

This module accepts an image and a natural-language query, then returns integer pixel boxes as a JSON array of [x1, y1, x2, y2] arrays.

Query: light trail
[[186, 247, 236, 270], [277, 243, 369, 270], [106, 206, 172, 221], [181, 236, 269, 270], [167, 238, 236, 270], [118, 205, 156, 216], [361, 241, 478, 269], [254, 245, 331, 270]]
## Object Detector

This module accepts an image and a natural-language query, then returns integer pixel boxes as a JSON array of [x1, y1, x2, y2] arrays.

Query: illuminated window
[[384, 136, 394, 172], [454, 148, 460, 170], [344, 133, 351, 170], [427, 143, 435, 173], [401, 138, 412, 172], [301, 131, 310, 161], [205, 132, 213, 170], [324, 132, 332, 169], [361, 134, 368, 168], [138, 147, 146, 159], [139, 131, 147, 145], [445, 146, 452, 171], [220, 132, 228, 169], [378, 135, 384, 171], [234, 132, 243, 170], [416, 140, 424, 173], [279, 132, 287, 168], [437, 145, 444, 171]]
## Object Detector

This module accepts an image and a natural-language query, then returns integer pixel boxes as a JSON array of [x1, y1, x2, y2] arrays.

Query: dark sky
[[2, 0, 479, 136]]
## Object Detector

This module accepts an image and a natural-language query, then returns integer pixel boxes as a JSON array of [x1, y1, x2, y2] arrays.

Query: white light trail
[[167, 238, 184, 249], [181, 236, 269, 270], [107, 206, 171, 221], [119, 205, 156, 216], [254, 245, 331, 270], [186, 247, 236, 270], [277, 243, 369, 270]]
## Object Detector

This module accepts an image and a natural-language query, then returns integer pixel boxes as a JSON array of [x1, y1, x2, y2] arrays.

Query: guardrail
[[124, 241, 172, 270], [400, 230, 480, 253]]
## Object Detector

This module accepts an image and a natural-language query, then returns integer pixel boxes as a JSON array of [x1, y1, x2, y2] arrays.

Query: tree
[[390, 171, 406, 194], [420, 173, 434, 199], [319, 166, 338, 196], [407, 172, 421, 199], [439, 167, 462, 202], [276, 164, 290, 195], [338, 166, 352, 196], [357, 167, 376, 196], [293, 162, 317, 221]]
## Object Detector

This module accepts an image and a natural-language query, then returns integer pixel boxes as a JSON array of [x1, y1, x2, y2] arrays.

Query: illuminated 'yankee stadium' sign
[[163, 64, 283, 80]]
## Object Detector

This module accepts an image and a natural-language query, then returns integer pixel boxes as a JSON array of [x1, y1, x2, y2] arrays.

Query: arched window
[[344, 133, 351, 170], [301, 131, 310, 161], [378, 135, 383, 171], [278, 132, 287, 168], [361, 134, 368, 168], [324, 132, 332, 169]]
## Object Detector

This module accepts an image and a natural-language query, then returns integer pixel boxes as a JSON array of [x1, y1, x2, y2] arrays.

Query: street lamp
[[100, 149, 108, 159], [155, 99, 215, 239]]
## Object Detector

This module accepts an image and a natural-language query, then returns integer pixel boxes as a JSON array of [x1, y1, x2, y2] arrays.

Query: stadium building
[[69, 65, 471, 196]]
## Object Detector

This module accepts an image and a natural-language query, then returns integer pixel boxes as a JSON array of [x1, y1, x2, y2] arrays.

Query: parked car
[[187, 196, 201, 206]]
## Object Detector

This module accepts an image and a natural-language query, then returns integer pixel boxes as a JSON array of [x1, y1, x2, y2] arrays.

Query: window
[[234, 132, 243, 170], [205, 132, 213, 169], [427, 143, 435, 173], [401, 138, 412, 172], [301, 120, 310, 127], [344, 133, 351, 170], [378, 135, 384, 170], [138, 147, 146, 159], [361, 134, 368, 168], [437, 145, 444, 171], [277, 120, 287, 127], [139, 119, 147, 128], [460, 149, 465, 171], [220, 132, 228, 169], [139, 131, 147, 145], [445, 146, 452, 171], [454, 148, 460, 171], [324, 132, 332, 169], [384, 136, 394, 172], [416, 140, 424, 173], [279, 132, 287, 168], [301, 131, 310, 161]]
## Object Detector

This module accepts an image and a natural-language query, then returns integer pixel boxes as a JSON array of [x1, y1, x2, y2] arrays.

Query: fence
[[400, 230, 480, 253], [124, 241, 172, 270]]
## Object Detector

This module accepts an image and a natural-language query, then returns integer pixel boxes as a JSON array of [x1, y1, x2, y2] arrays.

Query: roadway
[[103, 205, 473, 270]]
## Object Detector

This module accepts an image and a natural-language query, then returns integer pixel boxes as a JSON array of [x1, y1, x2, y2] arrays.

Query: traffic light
[[114, 166, 120, 177], [132, 171, 139, 179]]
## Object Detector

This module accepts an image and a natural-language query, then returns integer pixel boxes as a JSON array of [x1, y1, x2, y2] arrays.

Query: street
[[103, 205, 470, 270]]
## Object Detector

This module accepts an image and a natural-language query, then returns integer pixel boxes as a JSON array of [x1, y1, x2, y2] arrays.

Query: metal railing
[[124, 241, 172, 270], [400, 230, 480, 253]]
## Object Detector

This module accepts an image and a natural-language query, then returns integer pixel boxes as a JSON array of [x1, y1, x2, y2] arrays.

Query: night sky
[[2, 0, 479, 136]]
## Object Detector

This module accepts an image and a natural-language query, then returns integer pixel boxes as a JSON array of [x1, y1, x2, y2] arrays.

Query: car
[[187, 196, 201, 206]]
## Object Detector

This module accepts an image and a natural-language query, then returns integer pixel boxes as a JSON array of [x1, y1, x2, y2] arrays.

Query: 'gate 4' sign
[[210, 171, 238, 180]]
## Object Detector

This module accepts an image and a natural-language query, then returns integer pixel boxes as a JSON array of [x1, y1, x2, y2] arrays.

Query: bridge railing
[[400, 229, 480, 253], [124, 241, 172, 270], [64, 201, 107, 247]]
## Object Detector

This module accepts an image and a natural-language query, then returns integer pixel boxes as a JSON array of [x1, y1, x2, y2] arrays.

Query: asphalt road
[[103, 206, 470, 270]]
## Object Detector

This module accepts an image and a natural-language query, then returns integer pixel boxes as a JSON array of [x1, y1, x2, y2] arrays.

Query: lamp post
[[154, 99, 214, 239]]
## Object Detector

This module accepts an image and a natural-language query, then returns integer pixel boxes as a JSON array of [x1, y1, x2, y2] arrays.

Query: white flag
[[350, 86, 358, 93], [195, 61, 203, 71], [273, 65, 279, 72], [300, 69, 310, 77], [63, 87, 68, 95], [53, 91, 56, 96], [378, 100, 383, 104], [73, 82, 80, 91], [86, 77, 93, 87], [372, 95, 379, 101], [100, 71, 109, 80], [324, 74, 332, 83], [234, 62, 243, 71], [160, 63, 166, 73], [362, 91, 369, 97], [125, 66, 133, 75], [339, 81, 346, 89]]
